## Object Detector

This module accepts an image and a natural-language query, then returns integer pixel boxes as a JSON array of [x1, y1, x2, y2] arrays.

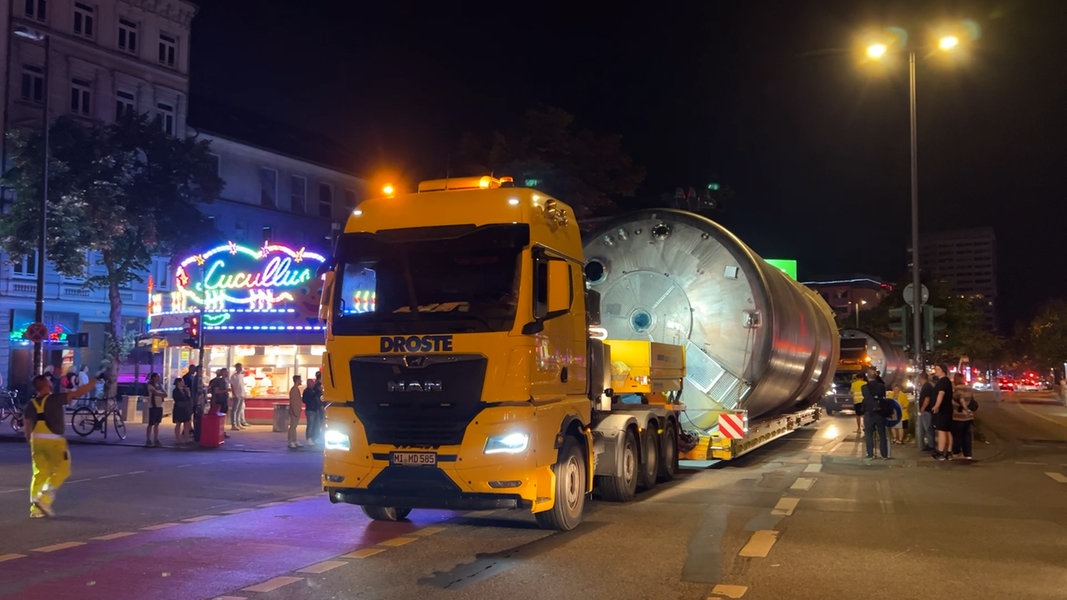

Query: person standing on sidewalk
[[145, 373, 166, 448], [172, 377, 193, 444], [229, 363, 248, 431], [288, 375, 304, 450], [951, 373, 976, 459], [916, 372, 936, 451], [850, 372, 867, 434], [303, 373, 324, 445], [210, 368, 231, 439], [931, 364, 955, 460], [861, 371, 890, 459], [24, 374, 96, 518]]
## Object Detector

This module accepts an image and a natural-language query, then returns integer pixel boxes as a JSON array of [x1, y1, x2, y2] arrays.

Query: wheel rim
[[623, 438, 636, 481], [562, 454, 582, 513]]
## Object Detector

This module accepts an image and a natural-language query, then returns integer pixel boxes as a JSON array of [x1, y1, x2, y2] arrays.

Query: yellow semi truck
[[318, 176, 685, 530]]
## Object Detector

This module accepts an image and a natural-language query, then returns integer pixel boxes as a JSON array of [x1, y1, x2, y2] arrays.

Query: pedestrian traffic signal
[[923, 305, 947, 352], [183, 315, 201, 348], [888, 306, 910, 348]]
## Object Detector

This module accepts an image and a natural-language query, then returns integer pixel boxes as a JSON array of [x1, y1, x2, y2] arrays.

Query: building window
[[11, 252, 38, 278], [115, 89, 136, 119], [153, 258, 170, 290], [20, 65, 44, 104], [318, 183, 333, 218], [70, 78, 92, 115], [158, 33, 177, 67], [73, 2, 95, 38], [118, 18, 138, 54], [156, 102, 174, 135], [25, 0, 46, 21], [291, 175, 306, 214], [262, 227, 273, 244], [259, 167, 277, 208], [344, 189, 357, 210]]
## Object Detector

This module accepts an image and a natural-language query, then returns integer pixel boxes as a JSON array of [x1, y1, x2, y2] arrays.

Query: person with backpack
[[861, 367, 891, 459], [302, 372, 324, 445]]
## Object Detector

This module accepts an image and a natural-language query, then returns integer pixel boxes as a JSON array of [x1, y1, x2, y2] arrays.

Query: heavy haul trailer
[[318, 176, 686, 531], [582, 210, 840, 464]]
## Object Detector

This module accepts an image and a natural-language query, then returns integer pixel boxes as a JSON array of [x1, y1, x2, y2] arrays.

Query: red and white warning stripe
[[718, 412, 746, 439]]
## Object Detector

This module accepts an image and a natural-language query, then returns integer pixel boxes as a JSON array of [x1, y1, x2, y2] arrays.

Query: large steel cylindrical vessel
[[839, 328, 907, 390], [584, 210, 839, 431]]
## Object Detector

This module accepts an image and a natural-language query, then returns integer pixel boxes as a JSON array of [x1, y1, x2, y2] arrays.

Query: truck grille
[[349, 354, 487, 447]]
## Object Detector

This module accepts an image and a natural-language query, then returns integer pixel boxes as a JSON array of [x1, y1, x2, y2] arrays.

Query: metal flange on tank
[[583, 210, 839, 432]]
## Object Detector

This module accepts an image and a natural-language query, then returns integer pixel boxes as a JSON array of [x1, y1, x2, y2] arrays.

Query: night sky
[[189, 1, 1067, 327]]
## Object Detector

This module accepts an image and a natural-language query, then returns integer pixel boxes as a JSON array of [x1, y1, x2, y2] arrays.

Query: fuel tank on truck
[[839, 328, 908, 390], [583, 209, 840, 431]]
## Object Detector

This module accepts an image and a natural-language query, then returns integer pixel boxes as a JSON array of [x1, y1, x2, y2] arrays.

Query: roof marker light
[[508, 198, 520, 206]]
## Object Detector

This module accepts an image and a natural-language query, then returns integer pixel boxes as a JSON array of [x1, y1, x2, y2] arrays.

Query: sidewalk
[[0, 423, 316, 454]]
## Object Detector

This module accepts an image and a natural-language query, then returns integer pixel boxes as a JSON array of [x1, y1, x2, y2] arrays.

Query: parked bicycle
[[71, 397, 127, 440], [0, 389, 24, 433]]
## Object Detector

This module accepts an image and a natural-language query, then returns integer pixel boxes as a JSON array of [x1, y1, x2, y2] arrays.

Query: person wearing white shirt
[[229, 363, 248, 430]]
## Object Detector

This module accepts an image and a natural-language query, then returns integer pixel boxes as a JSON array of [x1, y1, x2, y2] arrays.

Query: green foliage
[[1029, 299, 1067, 368], [459, 106, 645, 218]]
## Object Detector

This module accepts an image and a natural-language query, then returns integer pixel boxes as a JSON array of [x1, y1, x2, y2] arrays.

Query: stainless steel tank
[[584, 209, 840, 431], [839, 328, 907, 390]]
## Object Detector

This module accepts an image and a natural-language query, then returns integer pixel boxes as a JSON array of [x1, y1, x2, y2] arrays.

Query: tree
[[1, 114, 222, 391], [1029, 299, 1067, 369], [459, 106, 645, 219]]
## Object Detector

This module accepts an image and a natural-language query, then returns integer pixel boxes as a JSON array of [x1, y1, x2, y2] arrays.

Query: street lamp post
[[13, 27, 50, 376], [855, 299, 867, 329]]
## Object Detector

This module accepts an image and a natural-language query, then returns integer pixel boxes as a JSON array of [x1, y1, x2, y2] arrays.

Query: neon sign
[[9, 322, 70, 344], [173, 242, 326, 312]]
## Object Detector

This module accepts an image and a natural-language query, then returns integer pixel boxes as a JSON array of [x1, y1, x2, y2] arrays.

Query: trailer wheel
[[361, 506, 412, 521], [637, 427, 659, 491], [658, 421, 679, 482], [598, 429, 638, 502], [535, 437, 586, 531]]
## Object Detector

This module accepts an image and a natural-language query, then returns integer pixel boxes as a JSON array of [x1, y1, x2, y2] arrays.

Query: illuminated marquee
[[172, 242, 327, 312]]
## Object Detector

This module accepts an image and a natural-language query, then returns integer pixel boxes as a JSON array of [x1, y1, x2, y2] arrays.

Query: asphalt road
[[1, 390, 1065, 600]]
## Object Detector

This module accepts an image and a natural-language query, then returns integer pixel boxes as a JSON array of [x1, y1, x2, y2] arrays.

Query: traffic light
[[183, 315, 201, 348], [888, 306, 910, 348], [923, 305, 947, 352]]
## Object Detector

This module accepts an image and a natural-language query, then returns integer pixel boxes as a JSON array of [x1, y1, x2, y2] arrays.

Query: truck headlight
[[484, 432, 529, 455], [324, 429, 350, 451]]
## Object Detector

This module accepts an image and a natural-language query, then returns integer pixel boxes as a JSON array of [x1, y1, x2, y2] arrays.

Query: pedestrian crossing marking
[[803, 464, 822, 473], [790, 478, 815, 491], [771, 497, 799, 516], [709, 584, 749, 599], [738, 530, 779, 558], [297, 560, 347, 574], [31, 541, 86, 553], [242, 576, 303, 593], [342, 548, 386, 559], [380, 536, 417, 547], [0, 553, 26, 563], [1044, 472, 1067, 484], [91, 531, 137, 541]]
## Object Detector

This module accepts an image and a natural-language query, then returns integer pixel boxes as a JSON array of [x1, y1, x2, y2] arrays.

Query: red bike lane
[[0, 498, 456, 600]]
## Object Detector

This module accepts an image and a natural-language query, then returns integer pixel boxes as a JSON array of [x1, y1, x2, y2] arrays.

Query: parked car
[[1016, 378, 1041, 392]]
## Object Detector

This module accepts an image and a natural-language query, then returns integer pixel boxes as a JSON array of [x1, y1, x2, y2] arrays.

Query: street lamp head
[[866, 43, 888, 59], [938, 35, 960, 51]]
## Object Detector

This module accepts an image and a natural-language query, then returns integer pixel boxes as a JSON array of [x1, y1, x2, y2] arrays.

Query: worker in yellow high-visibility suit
[[24, 373, 96, 518], [850, 373, 867, 434]]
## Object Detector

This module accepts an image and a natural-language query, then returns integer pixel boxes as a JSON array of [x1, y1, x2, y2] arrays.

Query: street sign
[[902, 283, 929, 308], [24, 322, 49, 343]]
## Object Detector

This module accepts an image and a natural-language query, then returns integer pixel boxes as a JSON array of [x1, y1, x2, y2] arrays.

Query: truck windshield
[[332, 224, 530, 335]]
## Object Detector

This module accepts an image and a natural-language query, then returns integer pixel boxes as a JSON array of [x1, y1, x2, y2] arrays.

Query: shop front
[[147, 241, 328, 423]]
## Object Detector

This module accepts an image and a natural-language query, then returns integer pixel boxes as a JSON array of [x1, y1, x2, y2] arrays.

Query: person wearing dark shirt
[[861, 374, 890, 459], [24, 374, 96, 518], [930, 364, 955, 460], [917, 372, 936, 451]]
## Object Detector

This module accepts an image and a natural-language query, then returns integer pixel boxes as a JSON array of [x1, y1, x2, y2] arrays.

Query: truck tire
[[658, 421, 679, 482], [361, 506, 412, 521], [534, 437, 586, 531], [598, 429, 638, 502], [637, 427, 659, 491]]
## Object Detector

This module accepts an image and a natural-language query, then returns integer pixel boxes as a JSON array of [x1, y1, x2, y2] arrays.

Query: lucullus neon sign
[[175, 242, 326, 311]]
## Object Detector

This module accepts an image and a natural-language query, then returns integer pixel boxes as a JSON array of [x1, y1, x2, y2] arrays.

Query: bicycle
[[0, 389, 25, 434], [71, 397, 127, 440]]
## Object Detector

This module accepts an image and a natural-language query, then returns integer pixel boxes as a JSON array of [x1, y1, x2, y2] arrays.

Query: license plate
[[390, 452, 436, 466]]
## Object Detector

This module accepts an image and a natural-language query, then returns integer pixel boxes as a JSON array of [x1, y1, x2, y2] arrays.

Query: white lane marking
[[0, 553, 27, 563], [214, 596, 247, 600], [182, 515, 219, 523], [242, 576, 304, 593], [709, 584, 749, 598], [176, 464, 193, 468], [91, 531, 137, 541], [772, 497, 800, 516], [141, 522, 180, 531], [342, 548, 386, 559], [126, 470, 146, 475], [803, 464, 822, 473], [0, 488, 28, 494], [32, 541, 86, 553], [221, 508, 253, 515], [738, 530, 779, 558], [1015, 461, 1048, 465], [67, 478, 92, 484], [97, 474, 122, 480], [790, 478, 815, 491], [297, 560, 347, 574], [1044, 472, 1067, 484], [257, 501, 289, 508]]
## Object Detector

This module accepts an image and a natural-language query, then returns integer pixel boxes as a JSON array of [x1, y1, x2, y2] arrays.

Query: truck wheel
[[598, 429, 638, 502], [637, 427, 659, 491], [534, 437, 586, 531], [361, 506, 412, 521], [658, 421, 679, 482]]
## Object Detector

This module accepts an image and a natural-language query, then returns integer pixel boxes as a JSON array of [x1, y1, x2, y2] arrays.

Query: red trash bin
[[200, 411, 225, 448]]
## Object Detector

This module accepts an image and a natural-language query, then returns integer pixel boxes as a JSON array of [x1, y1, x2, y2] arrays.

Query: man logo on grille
[[387, 380, 443, 392]]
